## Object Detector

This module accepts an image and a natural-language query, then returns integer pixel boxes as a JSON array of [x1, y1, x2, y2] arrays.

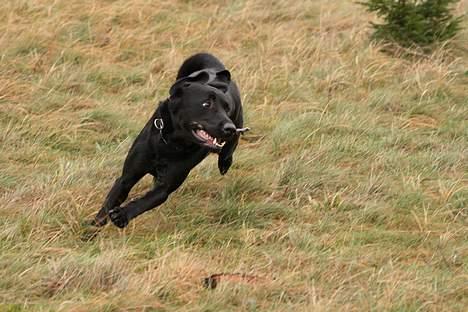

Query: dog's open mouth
[[192, 128, 226, 149]]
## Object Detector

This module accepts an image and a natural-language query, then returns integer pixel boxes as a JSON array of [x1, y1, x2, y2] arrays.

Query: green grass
[[1, 0, 467, 311]]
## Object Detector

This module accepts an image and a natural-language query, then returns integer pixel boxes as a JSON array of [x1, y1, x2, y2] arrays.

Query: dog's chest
[[150, 147, 209, 178]]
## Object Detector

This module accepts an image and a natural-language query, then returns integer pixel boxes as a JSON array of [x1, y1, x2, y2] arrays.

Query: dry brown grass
[[1, 0, 467, 311]]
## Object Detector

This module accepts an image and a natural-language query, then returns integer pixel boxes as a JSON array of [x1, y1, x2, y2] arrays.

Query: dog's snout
[[222, 123, 236, 136]]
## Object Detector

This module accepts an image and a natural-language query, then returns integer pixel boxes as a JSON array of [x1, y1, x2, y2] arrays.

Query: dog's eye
[[202, 102, 211, 108]]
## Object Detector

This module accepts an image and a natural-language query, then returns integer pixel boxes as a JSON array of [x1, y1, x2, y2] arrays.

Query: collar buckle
[[154, 118, 167, 144], [154, 118, 164, 130]]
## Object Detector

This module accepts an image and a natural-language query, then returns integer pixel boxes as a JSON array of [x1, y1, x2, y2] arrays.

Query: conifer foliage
[[361, 0, 463, 50]]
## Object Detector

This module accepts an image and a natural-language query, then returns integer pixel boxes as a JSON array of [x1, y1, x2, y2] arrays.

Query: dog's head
[[165, 70, 237, 152]]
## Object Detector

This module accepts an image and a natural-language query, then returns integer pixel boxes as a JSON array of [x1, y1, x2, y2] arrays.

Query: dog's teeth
[[212, 139, 225, 148]]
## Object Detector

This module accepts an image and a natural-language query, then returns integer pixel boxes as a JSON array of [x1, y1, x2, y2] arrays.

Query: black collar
[[153, 101, 186, 152], [154, 100, 173, 145]]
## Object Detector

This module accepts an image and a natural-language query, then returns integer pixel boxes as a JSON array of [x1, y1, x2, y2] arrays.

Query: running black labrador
[[91, 53, 247, 229]]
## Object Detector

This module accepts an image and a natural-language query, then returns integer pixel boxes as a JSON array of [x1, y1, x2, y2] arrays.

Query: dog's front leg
[[218, 134, 239, 175], [108, 184, 168, 228], [109, 171, 189, 228], [92, 175, 141, 226], [92, 143, 150, 227]]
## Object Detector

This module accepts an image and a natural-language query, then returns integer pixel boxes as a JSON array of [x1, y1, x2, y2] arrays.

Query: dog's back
[[176, 53, 225, 79]]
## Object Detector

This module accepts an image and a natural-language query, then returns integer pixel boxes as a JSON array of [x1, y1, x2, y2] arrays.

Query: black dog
[[91, 53, 247, 229]]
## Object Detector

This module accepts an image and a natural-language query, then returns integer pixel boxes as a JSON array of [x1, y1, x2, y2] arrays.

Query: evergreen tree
[[360, 0, 463, 51]]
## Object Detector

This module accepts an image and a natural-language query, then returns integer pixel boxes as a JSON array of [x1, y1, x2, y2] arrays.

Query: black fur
[[91, 53, 243, 229]]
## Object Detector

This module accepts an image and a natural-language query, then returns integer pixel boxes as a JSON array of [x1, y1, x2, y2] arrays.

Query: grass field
[[1, 0, 467, 311]]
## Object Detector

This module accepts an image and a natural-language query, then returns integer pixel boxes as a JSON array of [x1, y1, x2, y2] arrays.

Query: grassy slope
[[1, 0, 467, 311]]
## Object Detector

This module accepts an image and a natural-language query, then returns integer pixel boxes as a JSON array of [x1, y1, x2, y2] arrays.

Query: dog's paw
[[109, 207, 129, 228], [218, 156, 232, 175]]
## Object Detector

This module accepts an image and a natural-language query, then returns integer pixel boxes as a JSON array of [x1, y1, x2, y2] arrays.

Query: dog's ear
[[188, 70, 211, 83], [216, 70, 231, 84], [169, 71, 210, 97], [169, 84, 183, 99], [207, 70, 231, 93], [158, 99, 172, 120]]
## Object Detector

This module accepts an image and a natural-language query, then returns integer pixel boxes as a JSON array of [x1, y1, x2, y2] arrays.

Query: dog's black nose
[[222, 123, 236, 137]]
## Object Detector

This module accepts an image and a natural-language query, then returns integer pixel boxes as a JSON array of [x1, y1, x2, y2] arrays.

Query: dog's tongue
[[196, 129, 224, 147], [196, 129, 213, 144]]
